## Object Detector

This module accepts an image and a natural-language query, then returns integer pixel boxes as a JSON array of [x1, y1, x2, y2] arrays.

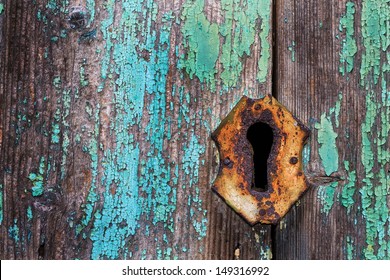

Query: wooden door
[[0, 0, 388, 260]]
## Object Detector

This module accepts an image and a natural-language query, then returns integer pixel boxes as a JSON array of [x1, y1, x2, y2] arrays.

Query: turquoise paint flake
[[219, 0, 270, 87], [287, 41, 296, 62], [139, 21, 177, 230], [0, 3, 4, 14], [87, 0, 95, 26], [317, 182, 338, 215], [360, 0, 389, 85], [91, 146, 141, 260], [360, 92, 390, 259], [182, 134, 208, 239], [180, 0, 272, 90], [259, 245, 272, 260], [257, 0, 271, 83], [315, 114, 339, 176], [339, 2, 357, 76], [341, 161, 357, 213], [27, 206, 33, 221], [180, 0, 220, 91], [359, 0, 389, 259], [90, 0, 178, 259], [8, 219, 20, 243], [28, 157, 46, 197], [346, 236, 355, 260]]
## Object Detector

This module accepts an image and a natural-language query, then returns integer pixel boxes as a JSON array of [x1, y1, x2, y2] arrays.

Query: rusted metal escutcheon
[[211, 95, 310, 225]]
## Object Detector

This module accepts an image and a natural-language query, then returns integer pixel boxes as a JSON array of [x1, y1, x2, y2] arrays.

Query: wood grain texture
[[0, 0, 273, 259], [1, 0, 388, 261], [274, 0, 389, 259]]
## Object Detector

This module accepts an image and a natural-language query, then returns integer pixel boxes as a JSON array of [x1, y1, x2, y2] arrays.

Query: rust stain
[[212, 95, 310, 225]]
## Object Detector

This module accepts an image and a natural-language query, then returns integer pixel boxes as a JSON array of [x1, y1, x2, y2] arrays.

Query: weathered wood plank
[[274, 0, 389, 259], [0, 0, 274, 259]]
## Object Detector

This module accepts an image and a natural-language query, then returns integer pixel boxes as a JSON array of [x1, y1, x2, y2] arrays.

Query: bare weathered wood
[[274, 0, 389, 259], [0, 0, 273, 259]]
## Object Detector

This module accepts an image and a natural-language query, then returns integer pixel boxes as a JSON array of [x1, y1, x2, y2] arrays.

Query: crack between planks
[[270, 0, 278, 260]]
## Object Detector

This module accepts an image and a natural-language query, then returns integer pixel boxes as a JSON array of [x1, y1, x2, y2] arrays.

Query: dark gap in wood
[[247, 122, 273, 192], [38, 242, 45, 260]]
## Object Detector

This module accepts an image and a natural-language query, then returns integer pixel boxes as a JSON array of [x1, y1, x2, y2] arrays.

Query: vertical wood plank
[[274, 0, 389, 259], [0, 0, 274, 259]]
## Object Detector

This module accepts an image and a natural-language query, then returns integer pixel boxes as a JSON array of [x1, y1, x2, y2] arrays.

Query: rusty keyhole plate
[[211, 95, 310, 225]]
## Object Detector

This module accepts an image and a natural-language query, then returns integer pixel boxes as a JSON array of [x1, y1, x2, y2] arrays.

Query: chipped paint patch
[[86, 0, 95, 26], [359, 0, 390, 260], [27, 206, 33, 221], [257, 0, 271, 83], [287, 41, 296, 62], [339, 2, 357, 76], [315, 114, 339, 176], [139, 18, 177, 230], [180, 0, 219, 90], [89, 0, 152, 258], [28, 157, 46, 197], [346, 236, 355, 260], [91, 146, 141, 260], [341, 161, 356, 213], [360, 0, 389, 84], [182, 133, 207, 239], [8, 219, 20, 243], [317, 182, 338, 215], [259, 245, 272, 260], [314, 94, 343, 215], [220, 0, 271, 87], [0, 3, 4, 14], [180, 0, 272, 90]]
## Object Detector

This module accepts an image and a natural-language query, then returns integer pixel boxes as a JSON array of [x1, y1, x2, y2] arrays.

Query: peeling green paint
[[219, 0, 271, 87], [180, 0, 272, 90], [317, 182, 338, 215], [0, 3, 4, 15], [360, 91, 390, 259], [28, 157, 46, 197], [257, 0, 271, 83], [341, 161, 356, 213], [8, 219, 19, 243], [360, 0, 389, 84], [91, 145, 141, 260], [288, 41, 296, 62], [359, 0, 390, 260], [80, 59, 89, 87], [180, 0, 219, 90], [346, 236, 355, 260], [182, 134, 207, 239], [27, 206, 33, 221], [339, 2, 357, 76], [87, 0, 95, 26], [315, 93, 343, 215], [315, 114, 339, 176], [259, 245, 272, 260], [139, 17, 177, 229], [88, 0, 180, 259]]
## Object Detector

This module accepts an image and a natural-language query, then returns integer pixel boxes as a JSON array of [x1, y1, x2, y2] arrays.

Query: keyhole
[[247, 122, 274, 192]]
